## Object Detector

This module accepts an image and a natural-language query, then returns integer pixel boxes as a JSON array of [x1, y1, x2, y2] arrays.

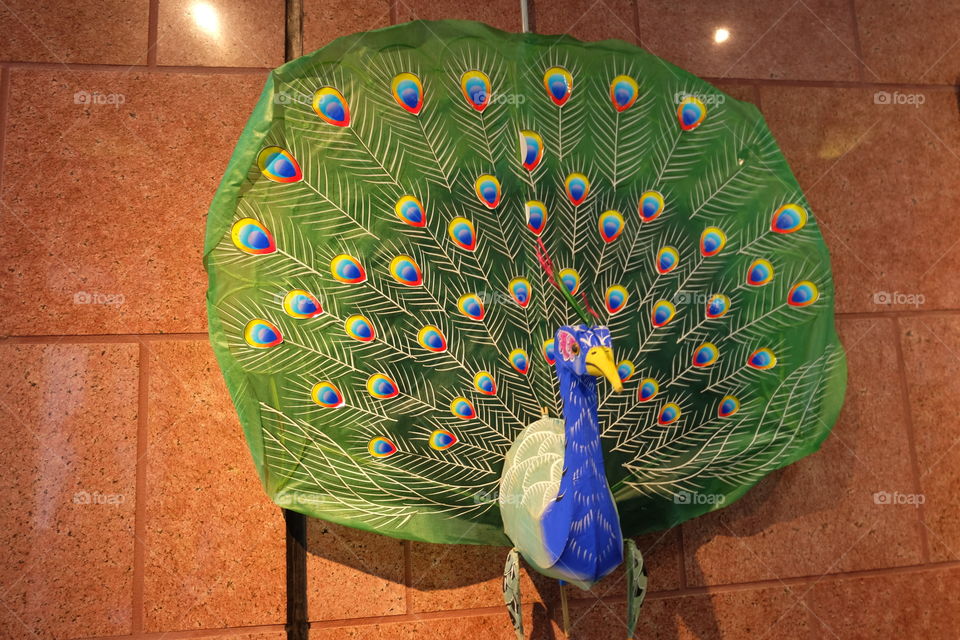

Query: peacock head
[[554, 325, 624, 392]]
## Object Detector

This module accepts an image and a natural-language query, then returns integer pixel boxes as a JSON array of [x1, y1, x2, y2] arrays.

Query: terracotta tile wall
[[0, 1, 957, 639]]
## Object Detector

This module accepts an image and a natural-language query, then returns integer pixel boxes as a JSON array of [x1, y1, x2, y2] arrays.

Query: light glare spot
[[714, 28, 730, 44], [192, 2, 220, 36]]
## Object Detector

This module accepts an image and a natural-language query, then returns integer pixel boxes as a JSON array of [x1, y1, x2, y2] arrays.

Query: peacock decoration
[[205, 20, 846, 638]]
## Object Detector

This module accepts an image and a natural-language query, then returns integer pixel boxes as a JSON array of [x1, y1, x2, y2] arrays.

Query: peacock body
[[205, 20, 846, 638]]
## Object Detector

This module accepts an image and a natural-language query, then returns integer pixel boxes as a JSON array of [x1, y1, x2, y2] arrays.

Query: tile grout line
[[891, 316, 931, 562], [0, 67, 9, 196], [676, 525, 688, 590], [846, 0, 866, 83], [389, 0, 398, 26], [402, 539, 413, 614], [147, 0, 160, 67], [132, 341, 150, 632]]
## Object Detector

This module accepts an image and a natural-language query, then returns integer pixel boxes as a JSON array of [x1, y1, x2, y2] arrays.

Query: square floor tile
[[759, 85, 960, 313], [157, 0, 285, 68], [638, 0, 861, 81], [681, 319, 924, 586], [0, 343, 138, 640], [143, 340, 285, 631], [855, 0, 960, 83], [900, 315, 960, 562], [0, 0, 149, 65], [303, 0, 391, 54], [0, 70, 266, 335]]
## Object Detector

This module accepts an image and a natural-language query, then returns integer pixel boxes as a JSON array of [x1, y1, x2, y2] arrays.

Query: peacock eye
[[570, 343, 580, 355]]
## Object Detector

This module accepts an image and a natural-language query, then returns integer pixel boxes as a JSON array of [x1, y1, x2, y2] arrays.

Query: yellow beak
[[584, 346, 624, 392]]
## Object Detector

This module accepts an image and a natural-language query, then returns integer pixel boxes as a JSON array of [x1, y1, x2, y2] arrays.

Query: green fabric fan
[[204, 20, 846, 638]]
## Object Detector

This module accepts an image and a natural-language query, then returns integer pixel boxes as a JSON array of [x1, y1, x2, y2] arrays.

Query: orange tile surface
[[303, 0, 391, 53], [759, 85, 960, 313], [0, 70, 266, 336], [408, 541, 551, 612], [638, 0, 862, 81], [156, 0, 285, 68], [396, 0, 522, 33], [0, 343, 138, 640], [306, 519, 406, 621], [900, 316, 960, 562], [682, 319, 925, 586], [3, 3, 960, 640], [0, 0, 150, 65], [143, 340, 285, 631], [855, 0, 960, 83], [532, 0, 639, 44]]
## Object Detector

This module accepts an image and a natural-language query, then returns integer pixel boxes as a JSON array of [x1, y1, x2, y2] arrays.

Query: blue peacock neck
[[544, 358, 624, 583], [556, 364, 606, 474]]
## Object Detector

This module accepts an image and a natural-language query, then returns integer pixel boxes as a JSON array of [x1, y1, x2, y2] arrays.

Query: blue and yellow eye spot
[[605, 285, 629, 315], [651, 300, 677, 328], [257, 146, 302, 183], [312, 87, 350, 126], [543, 66, 573, 106], [389, 255, 423, 286], [677, 96, 706, 131], [693, 342, 719, 367], [658, 402, 681, 425], [771, 203, 807, 234], [558, 268, 580, 295], [474, 370, 497, 396], [565, 173, 590, 206], [368, 437, 397, 458], [448, 217, 476, 251], [366, 374, 399, 399], [543, 339, 556, 365], [525, 200, 547, 236], [617, 360, 635, 382], [450, 397, 477, 420], [788, 281, 819, 307], [700, 226, 727, 257], [330, 254, 366, 283], [457, 293, 485, 321], [748, 348, 777, 370], [509, 348, 529, 374], [746, 259, 774, 286], [429, 429, 458, 451], [474, 174, 501, 208], [599, 210, 625, 243], [638, 378, 659, 402], [391, 72, 423, 115], [244, 319, 282, 348], [508, 277, 532, 308], [231, 218, 277, 255], [519, 130, 544, 171], [395, 195, 425, 227], [282, 289, 323, 319], [460, 70, 491, 111], [344, 314, 375, 342], [639, 190, 665, 223], [718, 395, 740, 418], [609, 74, 639, 112], [311, 381, 344, 408], [418, 325, 447, 352], [656, 246, 680, 274], [706, 294, 731, 319]]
